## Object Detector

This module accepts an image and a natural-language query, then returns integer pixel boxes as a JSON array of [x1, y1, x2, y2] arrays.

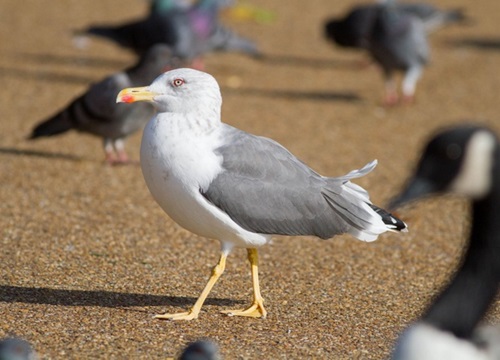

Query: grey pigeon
[[79, 0, 259, 63], [29, 44, 178, 165], [324, 2, 466, 103], [149, 0, 191, 14], [0, 338, 36, 360], [116, 68, 407, 320], [368, 4, 429, 104], [389, 125, 500, 359], [324, 2, 466, 50], [179, 340, 220, 360]]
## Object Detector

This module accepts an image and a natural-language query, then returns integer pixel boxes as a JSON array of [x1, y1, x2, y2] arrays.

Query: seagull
[[116, 68, 407, 320], [389, 125, 500, 359], [0, 337, 37, 360], [29, 44, 178, 165]]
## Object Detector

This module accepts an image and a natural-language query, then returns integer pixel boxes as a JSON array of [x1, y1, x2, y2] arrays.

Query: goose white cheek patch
[[450, 131, 496, 198]]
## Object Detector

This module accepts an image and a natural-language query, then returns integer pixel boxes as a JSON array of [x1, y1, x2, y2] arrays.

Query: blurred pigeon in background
[[29, 44, 178, 165], [325, 1, 466, 50], [325, 2, 435, 105], [79, 0, 259, 66], [0, 338, 36, 360], [368, 4, 429, 104], [179, 340, 220, 360], [149, 0, 192, 14]]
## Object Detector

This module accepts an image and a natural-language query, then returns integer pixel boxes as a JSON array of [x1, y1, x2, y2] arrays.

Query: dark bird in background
[[78, 0, 259, 67], [324, 1, 466, 105], [325, 1, 466, 50], [368, 4, 429, 105], [29, 44, 178, 165], [390, 125, 500, 359], [149, 0, 191, 14], [0, 338, 37, 360], [179, 340, 220, 360]]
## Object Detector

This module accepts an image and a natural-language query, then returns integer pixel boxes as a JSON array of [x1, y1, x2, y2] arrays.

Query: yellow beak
[[116, 87, 159, 104]]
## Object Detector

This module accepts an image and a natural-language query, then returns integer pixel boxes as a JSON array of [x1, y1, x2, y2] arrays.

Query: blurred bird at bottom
[[0, 338, 37, 360], [179, 340, 220, 360]]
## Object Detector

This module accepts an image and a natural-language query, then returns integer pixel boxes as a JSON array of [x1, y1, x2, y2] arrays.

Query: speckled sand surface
[[1, 0, 499, 359]]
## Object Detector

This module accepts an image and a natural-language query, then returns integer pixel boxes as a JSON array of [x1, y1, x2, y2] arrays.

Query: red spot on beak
[[121, 94, 135, 103]]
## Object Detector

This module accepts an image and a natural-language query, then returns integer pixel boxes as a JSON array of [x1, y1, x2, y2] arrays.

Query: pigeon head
[[117, 68, 222, 115], [324, 8, 374, 48], [390, 125, 498, 208], [0, 338, 36, 360], [128, 44, 181, 84]]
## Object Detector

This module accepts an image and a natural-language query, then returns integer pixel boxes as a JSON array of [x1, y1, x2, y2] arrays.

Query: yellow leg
[[221, 248, 267, 318], [155, 252, 227, 321]]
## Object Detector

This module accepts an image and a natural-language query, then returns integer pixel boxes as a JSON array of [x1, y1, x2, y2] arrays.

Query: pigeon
[[29, 44, 178, 165], [390, 125, 500, 359], [324, 2, 467, 104], [149, 0, 192, 14], [324, 2, 466, 50], [368, 4, 429, 104], [116, 68, 407, 320], [179, 340, 220, 360], [79, 0, 259, 63], [0, 338, 37, 360]]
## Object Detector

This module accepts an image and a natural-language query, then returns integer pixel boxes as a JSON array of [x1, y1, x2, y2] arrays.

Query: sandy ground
[[0, 0, 499, 358]]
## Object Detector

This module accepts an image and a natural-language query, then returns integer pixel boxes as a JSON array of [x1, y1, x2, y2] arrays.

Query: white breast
[[140, 116, 269, 249], [393, 323, 492, 360]]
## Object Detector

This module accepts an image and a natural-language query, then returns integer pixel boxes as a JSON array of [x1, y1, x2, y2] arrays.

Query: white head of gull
[[117, 68, 407, 320]]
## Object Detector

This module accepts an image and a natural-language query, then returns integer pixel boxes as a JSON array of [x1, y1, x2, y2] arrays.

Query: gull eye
[[172, 78, 185, 87]]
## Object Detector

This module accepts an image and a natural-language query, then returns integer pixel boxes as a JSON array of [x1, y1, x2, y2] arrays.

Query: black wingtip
[[369, 204, 408, 232]]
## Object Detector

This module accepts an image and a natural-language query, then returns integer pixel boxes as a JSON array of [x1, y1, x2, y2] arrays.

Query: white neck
[[450, 131, 496, 199]]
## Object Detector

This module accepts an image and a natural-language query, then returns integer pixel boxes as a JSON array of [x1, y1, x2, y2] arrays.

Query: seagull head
[[117, 68, 222, 116], [390, 125, 498, 208]]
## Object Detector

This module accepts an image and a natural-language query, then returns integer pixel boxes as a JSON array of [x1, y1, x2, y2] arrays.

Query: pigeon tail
[[79, 26, 131, 48], [424, 8, 468, 34], [29, 112, 73, 139]]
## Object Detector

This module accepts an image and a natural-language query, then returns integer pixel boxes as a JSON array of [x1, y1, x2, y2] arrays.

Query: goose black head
[[391, 125, 498, 208]]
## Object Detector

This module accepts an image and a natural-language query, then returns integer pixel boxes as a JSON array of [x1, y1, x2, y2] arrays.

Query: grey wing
[[202, 126, 386, 241], [405, 17, 430, 65], [371, 7, 429, 69]]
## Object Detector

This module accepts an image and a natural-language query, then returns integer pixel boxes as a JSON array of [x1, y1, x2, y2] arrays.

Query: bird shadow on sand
[[14, 52, 129, 69], [0, 66, 96, 85], [0, 285, 244, 309], [0, 147, 83, 162], [258, 53, 362, 70], [222, 86, 362, 102], [446, 37, 500, 51]]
